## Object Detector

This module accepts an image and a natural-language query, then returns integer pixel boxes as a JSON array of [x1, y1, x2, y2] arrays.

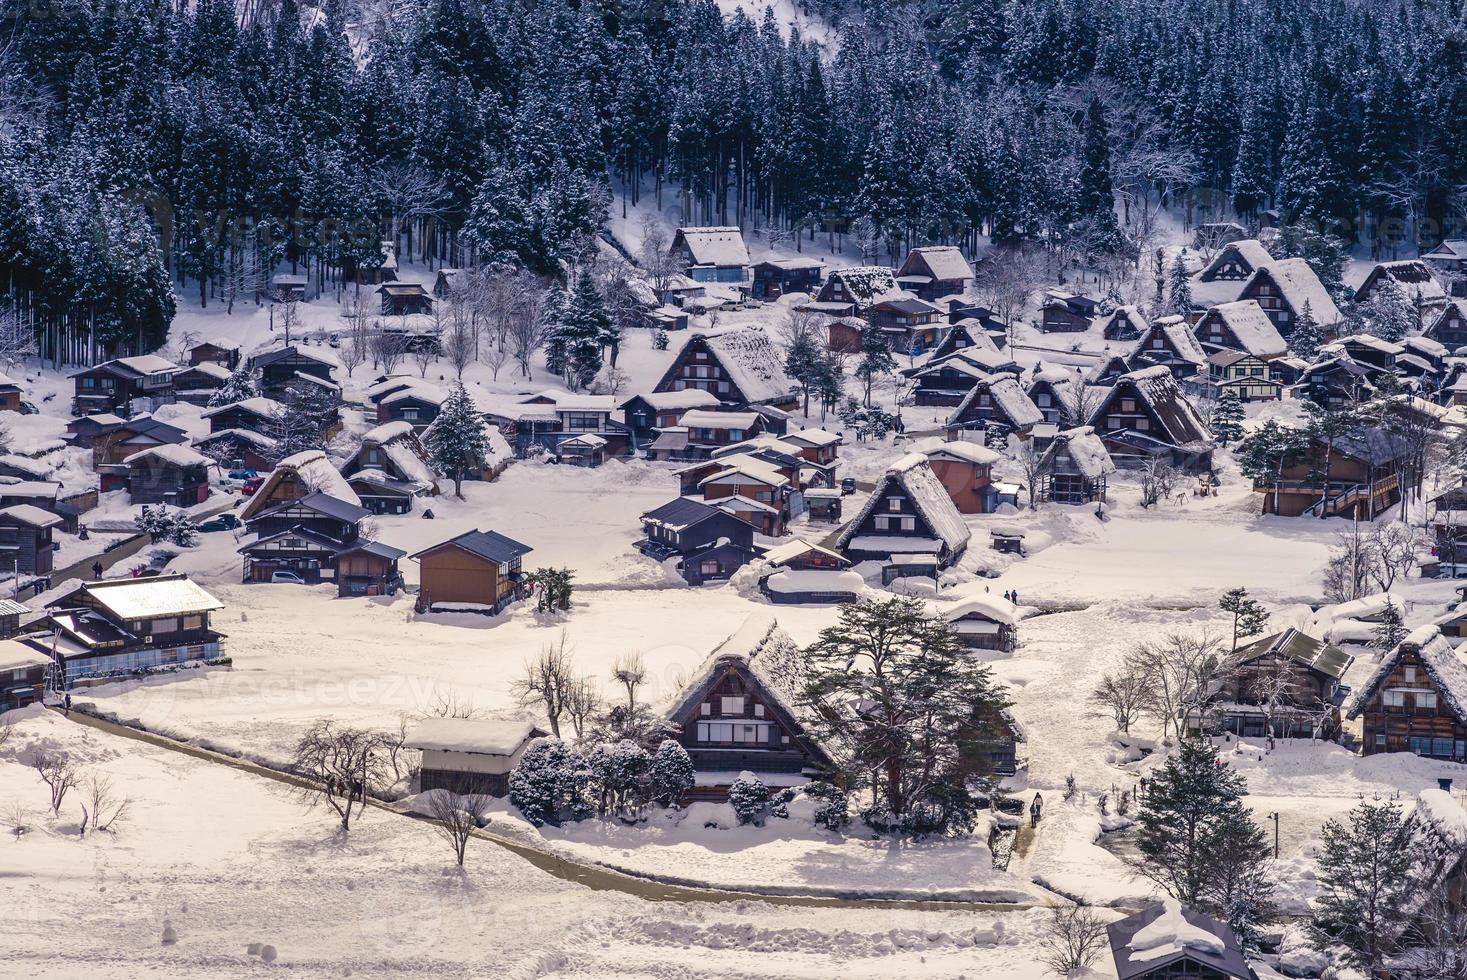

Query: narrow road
[[58, 706, 1062, 912]]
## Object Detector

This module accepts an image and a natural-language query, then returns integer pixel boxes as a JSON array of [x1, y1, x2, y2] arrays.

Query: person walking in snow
[[91, 561, 102, 580], [63, 693, 71, 717], [1010, 589, 1019, 605], [1030, 793, 1043, 828]]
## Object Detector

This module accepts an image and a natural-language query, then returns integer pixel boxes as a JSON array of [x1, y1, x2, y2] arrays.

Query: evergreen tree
[[1310, 799, 1421, 976], [1218, 587, 1269, 651], [423, 382, 491, 497], [1075, 97, 1120, 249], [540, 286, 571, 382], [648, 740, 695, 808], [1363, 278, 1415, 343], [564, 270, 614, 386], [784, 329, 825, 415], [1288, 300, 1324, 359], [1372, 600, 1407, 651], [508, 737, 593, 827], [1212, 389, 1244, 444], [855, 321, 896, 407], [727, 772, 770, 825], [1165, 255, 1193, 316], [207, 369, 258, 407]]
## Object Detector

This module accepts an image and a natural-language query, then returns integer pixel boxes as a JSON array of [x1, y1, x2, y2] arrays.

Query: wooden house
[[188, 338, 241, 370], [1037, 426, 1115, 504], [778, 428, 842, 469], [0, 374, 23, 413], [1425, 299, 1467, 350], [1190, 238, 1275, 309], [922, 441, 999, 514], [0, 639, 52, 710], [248, 345, 339, 401], [1298, 355, 1376, 408], [340, 241, 398, 286], [1127, 316, 1208, 380], [202, 397, 284, 436], [410, 529, 533, 614], [0, 504, 61, 574], [945, 305, 1009, 347], [636, 497, 758, 586], [1252, 428, 1407, 518], [41, 573, 224, 688], [1026, 367, 1094, 425], [1099, 306, 1148, 342], [942, 594, 1019, 652], [93, 415, 189, 469], [70, 355, 179, 415], [1089, 366, 1214, 471], [193, 429, 276, 473], [334, 540, 406, 598], [65, 413, 125, 449], [662, 614, 834, 800], [652, 330, 798, 409], [377, 381, 446, 429], [814, 266, 906, 315], [1038, 291, 1099, 333], [835, 453, 970, 567], [1202, 350, 1285, 402], [645, 409, 765, 462], [910, 349, 1019, 407], [378, 282, 434, 316], [243, 490, 368, 548], [691, 453, 793, 536], [823, 315, 866, 353], [1422, 239, 1467, 284], [749, 258, 823, 300], [171, 362, 232, 404], [1237, 258, 1342, 336], [1322, 334, 1402, 372], [268, 274, 308, 302], [943, 374, 1044, 441], [239, 450, 361, 521], [556, 433, 607, 467], [1191, 300, 1287, 360], [1354, 259, 1448, 321], [928, 320, 998, 361], [1107, 900, 1257, 980], [670, 227, 750, 284], [1347, 626, 1467, 762], [238, 491, 374, 585], [339, 420, 437, 506], [870, 298, 946, 353], [122, 445, 210, 506], [1087, 354, 1132, 386], [619, 390, 722, 447], [642, 305, 690, 332], [407, 719, 545, 796], [1214, 629, 1354, 739], [896, 246, 974, 301]]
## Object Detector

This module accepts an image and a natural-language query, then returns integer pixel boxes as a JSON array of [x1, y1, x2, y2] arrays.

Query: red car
[[241, 475, 266, 496]]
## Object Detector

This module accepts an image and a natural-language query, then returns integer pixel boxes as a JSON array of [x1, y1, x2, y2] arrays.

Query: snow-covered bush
[[803, 781, 850, 831], [726, 772, 769, 826], [508, 737, 592, 827], [135, 507, 197, 547], [586, 739, 651, 817], [648, 740, 695, 808]]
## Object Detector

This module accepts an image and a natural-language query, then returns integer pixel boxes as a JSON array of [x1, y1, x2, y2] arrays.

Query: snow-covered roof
[[406, 718, 540, 755], [561, 433, 607, 450], [180, 362, 233, 381], [201, 397, 282, 420], [904, 246, 973, 283], [680, 410, 760, 431], [1116, 899, 1233, 975], [114, 354, 179, 375], [1152, 317, 1207, 366], [1098, 305, 1149, 337], [1250, 258, 1342, 325], [243, 450, 360, 513], [672, 227, 750, 268], [622, 389, 721, 412], [765, 569, 865, 594], [700, 329, 797, 405], [0, 503, 63, 528], [55, 573, 224, 620], [360, 420, 415, 446], [942, 594, 1019, 626], [761, 539, 847, 566], [0, 638, 52, 673], [1044, 426, 1116, 480], [1198, 301, 1287, 359], [123, 443, 210, 468], [1362, 259, 1447, 303], [196, 428, 277, 450], [781, 427, 842, 449], [382, 383, 449, 407], [1324, 333, 1404, 356], [1347, 625, 1467, 722], [826, 267, 906, 305], [836, 453, 970, 556], [0, 454, 50, 479], [1104, 367, 1211, 447], [947, 374, 1044, 430], [921, 439, 1000, 466], [1197, 239, 1272, 280], [697, 453, 790, 489]]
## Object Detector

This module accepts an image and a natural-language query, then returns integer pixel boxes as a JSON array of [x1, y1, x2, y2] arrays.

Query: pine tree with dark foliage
[[423, 382, 491, 497]]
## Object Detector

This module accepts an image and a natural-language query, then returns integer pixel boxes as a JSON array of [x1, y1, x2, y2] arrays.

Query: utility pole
[[1268, 811, 1280, 859]]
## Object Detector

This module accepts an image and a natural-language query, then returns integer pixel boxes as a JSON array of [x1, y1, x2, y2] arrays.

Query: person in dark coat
[[1030, 792, 1043, 828], [91, 561, 103, 580]]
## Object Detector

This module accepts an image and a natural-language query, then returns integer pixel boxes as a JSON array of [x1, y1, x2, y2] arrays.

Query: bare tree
[[0, 715, 14, 748], [370, 326, 409, 374], [563, 676, 601, 739], [482, 344, 509, 381], [513, 634, 576, 737], [1139, 457, 1177, 508], [423, 688, 478, 720], [1038, 906, 1110, 976], [636, 215, 685, 295], [610, 652, 647, 712], [382, 713, 416, 783], [1368, 522, 1417, 590], [1126, 631, 1226, 739], [338, 293, 373, 377], [370, 163, 448, 262], [1322, 525, 1381, 603], [0, 307, 38, 372], [509, 291, 546, 381], [289, 720, 390, 832], [5, 801, 31, 839], [1243, 656, 1311, 741], [976, 246, 1045, 339], [412, 309, 443, 378], [1090, 665, 1159, 733], [443, 299, 476, 380], [1399, 880, 1467, 980], [78, 774, 130, 836], [220, 237, 270, 314], [1059, 375, 1108, 427], [425, 791, 492, 867], [32, 751, 80, 817], [1013, 439, 1052, 509]]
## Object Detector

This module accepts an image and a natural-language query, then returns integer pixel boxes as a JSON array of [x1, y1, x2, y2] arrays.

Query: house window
[[900, 517, 915, 531], [1416, 691, 1438, 710], [696, 721, 773, 744], [1405, 667, 1416, 682], [151, 617, 179, 635], [886, 497, 902, 512], [874, 516, 890, 530], [717, 382, 730, 394], [754, 704, 764, 718], [1135, 418, 1149, 431], [699, 560, 720, 576], [721, 696, 744, 714], [1120, 399, 1136, 412], [700, 703, 711, 716], [1374, 734, 1387, 747], [182, 615, 203, 631], [728, 430, 744, 441], [1383, 690, 1406, 707], [401, 407, 419, 420]]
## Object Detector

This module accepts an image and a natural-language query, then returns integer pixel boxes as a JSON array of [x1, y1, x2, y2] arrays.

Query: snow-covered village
[[5, 0, 1467, 977]]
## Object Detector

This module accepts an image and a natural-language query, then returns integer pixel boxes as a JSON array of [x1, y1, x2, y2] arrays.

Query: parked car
[[199, 514, 241, 532], [270, 570, 306, 585], [840, 477, 856, 495], [242, 475, 265, 496], [227, 468, 257, 480], [18, 401, 37, 415]]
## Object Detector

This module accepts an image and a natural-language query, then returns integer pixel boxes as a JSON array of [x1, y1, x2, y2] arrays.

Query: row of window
[[695, 720, 776, 744], [1376, 734, 1467, 759], [699, 696, 765, 718], [1382, 688, 1438, 710]]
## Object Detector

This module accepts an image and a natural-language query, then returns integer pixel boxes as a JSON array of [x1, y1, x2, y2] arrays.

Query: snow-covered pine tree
[[1288, 301, 1324, 359], [855, 321, 895, 406], [648, 739, 695, 808], [1212, 389, 1244, 444], [784, 329, 824, 415], [207, 368, 257, 407], [1165, 255, 1193, 316], [423, 382, 492, 498], [540, 285, 571, 382], [508, 738, 593, 828], [1310, 798, 1420, 976], [1364, 277, 1415, 342], [1371, 599, 1406, 651], [727, 772, 770, 825], [565, 270, 611, 388]]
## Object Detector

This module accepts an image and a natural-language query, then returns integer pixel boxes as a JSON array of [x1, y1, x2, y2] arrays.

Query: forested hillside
[[2, 0, 1465, 356]]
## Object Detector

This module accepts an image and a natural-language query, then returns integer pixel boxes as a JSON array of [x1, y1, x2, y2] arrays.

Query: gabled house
[[1107, 900, 1257, 980], [1297, 355, 1377, 408], [1190, 238, 1275, 309], [65, 413, 125, 449], [377, 381, 446, 430], [1038, 291, 1099, 333], [1321, 333, 1402, 372], [942, 594, 1019, 652], [237, 492, 398, 595], [193, 429, 277, 473], [1422, 239, 1467, 283], [1346, 626, 1467, 762], [492, 391, 632, 457], [187, 338, 241, 370], [0, 504, 62, 574], [749, 257, 823, 300], [647, 409, 765, 462], [1098, 306, 1149, 342], [93, 415, 189, 467], [922, 440, 999, 514], [1037, 426, 1115, 504], [123, 445, 211, 506], [910, 350, 1014, 407], [70, 355, 179, 415], [670, 227, 750, 283], [928, 319, 1000, 361], [1191, 300, 1288, 361], [1127, 316, 1208, 380], [408, 719, 545, 797], [1425, 299, 1467, 350], [1089, 366, 1213, 470], [1252, 428, 1408, 518], [338, 421, 437, 511], [758, 543, 861, 604], [814, 267, 906, 315], [1214, 629, 1354, 739], [637, 497, 758, 585], [823, 315, 866, 353], [239, 449, 361, 521], [1237, 258, 1342, 335], [0, 640, 52, 710], [896, 246, 974, 301], [653, 330, 798, 409], [171, 362, 232, 404], [378, 282, 433, 316], [203, 397, 284, 436], [943, 374, 1044, 441], [1354, 259, 1448, 321], [248, 345, 339, 399], [692, 453, 793, 536], [619, 390, 723, 447], [1027, 367, 1096, 425], [778, 428, 842, 468], [1203, 350, 1286, 402], [41, 573, 225, 688], [0, 374, 28, 414], [410, 530, 533, 614], [870, 298, 945, 353], [835, 453, 970, 567], [662, 614, 834, 800]]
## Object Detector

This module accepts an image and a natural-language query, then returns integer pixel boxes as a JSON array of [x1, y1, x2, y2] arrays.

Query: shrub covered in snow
[[586, 739, 651, 817], [508, 737, 592, 827], [802, 782, 850, 831], [648, 740, 695, 808], [727, 772, 769, 826]]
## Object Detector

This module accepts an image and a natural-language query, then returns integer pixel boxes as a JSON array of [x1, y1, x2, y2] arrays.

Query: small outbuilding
[[408, 718, 546, 796]]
